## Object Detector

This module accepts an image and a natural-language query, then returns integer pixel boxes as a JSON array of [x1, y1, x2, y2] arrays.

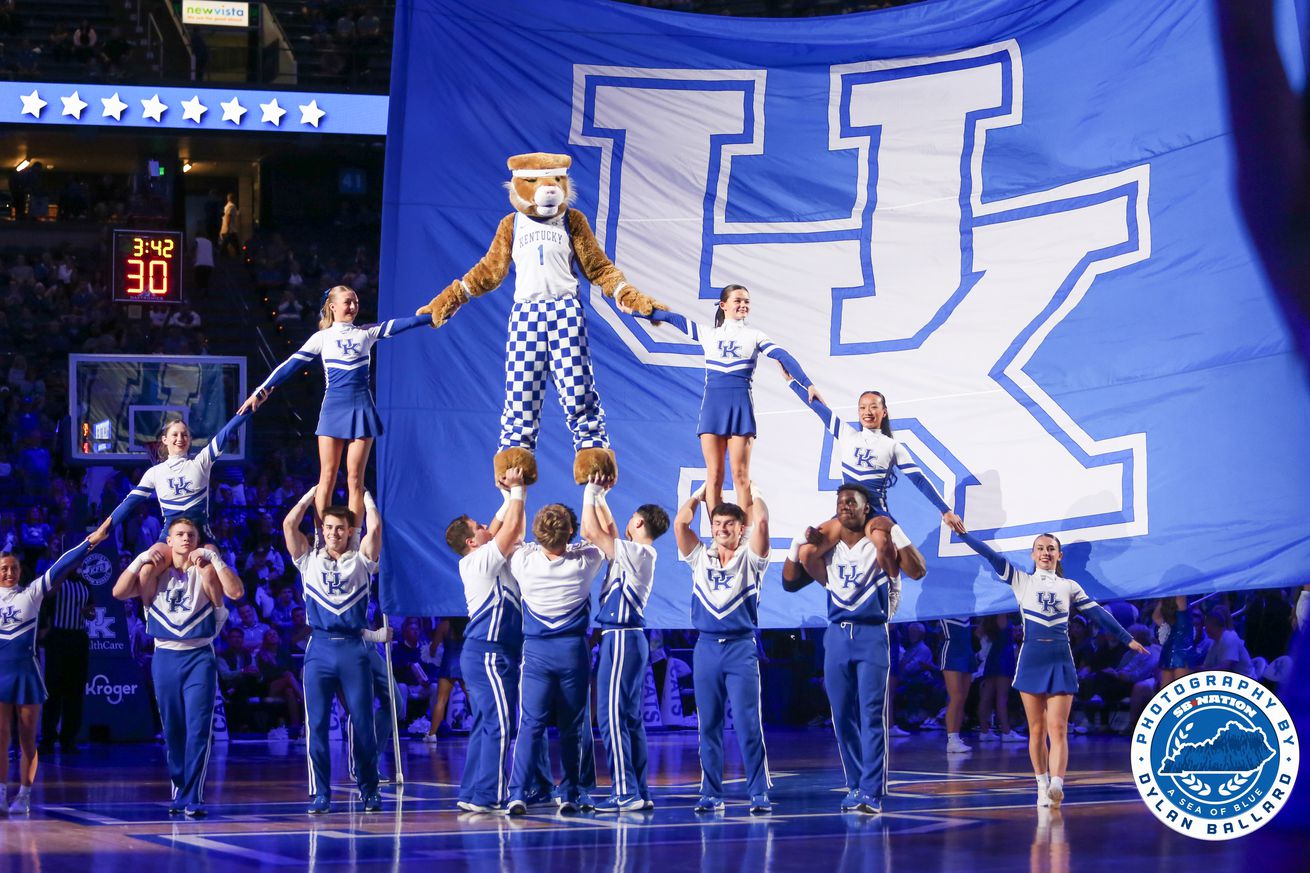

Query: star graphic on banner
[[181, 95, 208, 123], [19, 89, 46, 118], [260, 98, 286, 126], [60, 91, 88, 120], [220, 96, 247, 124], [102, 92, 128, 120], [141, 94, 168, 123], [298, 99, 326, 128]]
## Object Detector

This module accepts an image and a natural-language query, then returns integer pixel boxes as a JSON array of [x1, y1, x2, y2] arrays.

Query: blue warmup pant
[[693, 634, 770, 799], [459, 640, 521, 806], [151, 646, 217, 809], [824, 621, 890, 799], [304, 634, 378, 797], [347, 648, 401, 782], [509, 635, 590, 803], [598, 629, 650, 800]]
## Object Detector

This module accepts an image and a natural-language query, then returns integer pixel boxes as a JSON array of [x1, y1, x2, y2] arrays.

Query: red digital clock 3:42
[[112, 229, 184, 303]]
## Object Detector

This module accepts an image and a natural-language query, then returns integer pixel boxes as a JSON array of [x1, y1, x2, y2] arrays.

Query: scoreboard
[[112, 229, 184, 303]]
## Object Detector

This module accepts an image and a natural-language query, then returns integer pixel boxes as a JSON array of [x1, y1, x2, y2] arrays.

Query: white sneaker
[[978, 730, 999, 742], [9, 792, 31, 815], [1000, 730, 1027, 743], [888, 725, 911, 738], [1037, 789, 1052, 808], [423, 733, 438, 744], [920, 718, 944, 731], [946, 737, 972, 754], [267, 725, 289, 741], [1048, 784, 1064, 809]]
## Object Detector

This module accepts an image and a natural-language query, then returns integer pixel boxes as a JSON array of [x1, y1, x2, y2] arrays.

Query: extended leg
[[546, 296, 608, 451], [498, 302, 551, 454]]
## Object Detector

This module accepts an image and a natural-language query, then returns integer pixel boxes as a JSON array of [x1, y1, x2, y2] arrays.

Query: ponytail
[[318, 285, 350, 330]]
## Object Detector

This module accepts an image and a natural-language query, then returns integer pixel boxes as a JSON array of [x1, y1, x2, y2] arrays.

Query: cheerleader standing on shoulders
[[626, 284, 822, 512], [0, 530, 105, 815], [239, 285, 433, 524], [958, 530, 1145, 808]]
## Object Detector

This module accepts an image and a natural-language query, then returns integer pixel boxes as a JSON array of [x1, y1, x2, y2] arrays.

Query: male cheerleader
[[505, 501, 606, 814], [580, 475, 669, 812], [283, 487, 391, 814], [113, 518, 245, 817], [783, 484, 900, 815], [444, 467, 532, 812], [673, 485, 772, 814]]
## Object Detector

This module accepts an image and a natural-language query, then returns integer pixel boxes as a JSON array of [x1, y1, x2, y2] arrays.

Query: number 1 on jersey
[[537, 244, 544, 266]]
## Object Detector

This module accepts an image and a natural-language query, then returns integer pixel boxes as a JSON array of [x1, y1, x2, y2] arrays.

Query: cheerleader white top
[[459, 539, 524, 649], [682, 540, 768, 635], [295, 547, 377, 634], [0, 538, 92, 658], [790, 380, 950, 513], [643, 310, 814, 390], [510, 542, 606, 638], [959, 531, 1132, 646], [106, 412, 250, 532], [820, 537, 892, 625], [256, 315, 430, 437], [596, 539, 657, 630], [147, 564, 226, 649]]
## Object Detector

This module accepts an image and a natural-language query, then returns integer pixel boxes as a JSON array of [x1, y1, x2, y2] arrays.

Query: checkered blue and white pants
[[498, 296, 608, 453]]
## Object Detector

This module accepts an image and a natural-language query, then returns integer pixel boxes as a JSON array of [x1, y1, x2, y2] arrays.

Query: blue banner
[[377, 0, 1310, 626]]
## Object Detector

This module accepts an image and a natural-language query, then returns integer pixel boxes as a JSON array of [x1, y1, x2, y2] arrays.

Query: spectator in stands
[[218, 626, 260, 729], [1084, 623, 1158, 731], [220, 194, 240, 256], [233, 603, 272, 652], [289, 606, 310, 654], [1201, 605, 1255, 677], [72, 19, 97, 65], [424, 617, 467, 740], [895, 622, 941, 726], [1242, 588, 1294, 662], [275, 289, 304, 326], [256, 628, 304, 735], [242, 538, 286, 585], [167, 304, 202, 330], [391, 619, 437, 729], [48, 22, 72, 64]]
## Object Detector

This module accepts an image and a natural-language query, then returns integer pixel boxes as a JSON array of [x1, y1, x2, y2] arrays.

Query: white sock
[[948, 732, 961, 742], [16, 785, 31, 797], [1036, 773, 1050, 790], [1050, 776, 1064, 793]]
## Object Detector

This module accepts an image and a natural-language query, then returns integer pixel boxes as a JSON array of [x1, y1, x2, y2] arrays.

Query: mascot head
[[506, 152, 575, 219]]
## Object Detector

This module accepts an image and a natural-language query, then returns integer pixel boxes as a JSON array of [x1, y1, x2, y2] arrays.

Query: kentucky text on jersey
[[683, 541, 768, 634], [791, 380, 950, 512], [511, 212, 582, 301], [108, 412, 250, 530], [648, 311, 813, 389], [296, 548, 377, 633], [146, 567, 218, 642]]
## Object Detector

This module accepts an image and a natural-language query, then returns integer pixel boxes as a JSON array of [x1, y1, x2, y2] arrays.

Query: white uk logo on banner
[[571, 41, 1149, 555]]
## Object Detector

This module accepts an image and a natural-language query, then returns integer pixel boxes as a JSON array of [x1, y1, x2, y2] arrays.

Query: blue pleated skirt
[[939, 623, 975, 673], [317, 387, 384, 439], [697, 385, 756, 437], [1012, 639, 1078, 695], [0, 653, 47, 704]]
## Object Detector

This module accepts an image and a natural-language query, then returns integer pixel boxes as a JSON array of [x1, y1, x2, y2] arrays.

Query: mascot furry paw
[[420, 152, 667, 485]]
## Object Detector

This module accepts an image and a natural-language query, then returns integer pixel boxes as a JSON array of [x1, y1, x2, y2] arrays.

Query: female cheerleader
[[958, 530, 1145, 808], [938, 617, 976, 754], [626, 284, 821, 512], [791, 384, 966, 578], [977, 614, 1024, 743], [0, 530, 104, 814], [1154, 595, 1195, 684], [239, 285, 432, 523], [98, 413, 251, 559]]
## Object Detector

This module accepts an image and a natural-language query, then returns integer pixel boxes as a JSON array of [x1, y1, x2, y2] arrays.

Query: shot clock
[[112, 229, 185, 303]]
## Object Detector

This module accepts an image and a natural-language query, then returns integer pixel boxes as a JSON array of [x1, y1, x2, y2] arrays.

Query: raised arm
[[761, 338, 816, 394], [239, 332, 324, 414], [196, 410, 253, 468], [957, 530, 1015, 581], [361, 491, 382, 563], [748, 489, 770, 558], [374, 314, 434, 339], [787, 379, 852, 438], [493, 467, 526, 558], [581, 475, 617, 560], [190, 548, 245, 601], [102, 470, 157, 531], [282, 487, 317, 561], [673, 492, 703, 559], [36, 537, 95, 597], [891, 442, 966, 533]]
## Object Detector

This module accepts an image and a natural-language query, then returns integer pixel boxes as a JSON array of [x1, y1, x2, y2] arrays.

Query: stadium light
[[15, 159, 30, 172]]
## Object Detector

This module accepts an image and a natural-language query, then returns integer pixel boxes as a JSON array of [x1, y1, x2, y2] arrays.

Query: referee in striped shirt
[[40, 576, 94, 754]]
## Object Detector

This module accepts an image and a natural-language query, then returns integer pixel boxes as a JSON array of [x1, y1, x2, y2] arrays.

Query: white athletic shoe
[[888, 725, 911, 738], [1048, 784, 1064, 809], [8, 792, 31, 815], [1000, 730, 1027, 743], [1037, 789, 1052, 808], [946, 737, 972, 754]]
